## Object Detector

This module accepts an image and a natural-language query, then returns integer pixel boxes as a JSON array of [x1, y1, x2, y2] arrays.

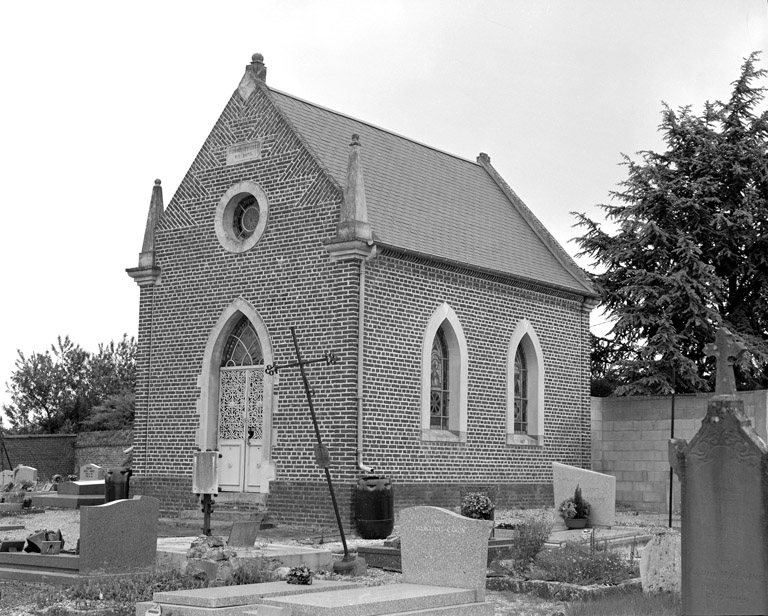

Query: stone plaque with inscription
[[671, 395, 768, 612], [226, 139, 263, 165], [399, 506, 493, 599]]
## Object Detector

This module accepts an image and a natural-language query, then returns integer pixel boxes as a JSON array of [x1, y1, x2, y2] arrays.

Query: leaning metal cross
[[265, 327, 355, 569], [703, 327, 747, 395]]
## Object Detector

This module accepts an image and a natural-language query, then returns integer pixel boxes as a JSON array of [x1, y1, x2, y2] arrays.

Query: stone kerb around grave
[[552, 462, 616, 527], [399, 506, 493, 600]]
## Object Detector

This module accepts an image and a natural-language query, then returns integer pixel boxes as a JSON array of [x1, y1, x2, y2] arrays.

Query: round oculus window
[[214, 181, 269, 253]]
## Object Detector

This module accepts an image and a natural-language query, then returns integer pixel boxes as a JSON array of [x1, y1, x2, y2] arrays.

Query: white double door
[[217, 366, 265, 492]]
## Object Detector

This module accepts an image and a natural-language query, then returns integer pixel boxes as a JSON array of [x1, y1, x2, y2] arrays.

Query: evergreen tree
[[574, 54, 768, 395]]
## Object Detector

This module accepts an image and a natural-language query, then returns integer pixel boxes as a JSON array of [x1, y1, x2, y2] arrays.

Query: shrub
[[510, 509, 554, 566], [558, 485, 591, 520], [460, 493, 494, 519], [530, 542, 638, 586], [230, 557, 281, 584], [566, 589, 680, 616]]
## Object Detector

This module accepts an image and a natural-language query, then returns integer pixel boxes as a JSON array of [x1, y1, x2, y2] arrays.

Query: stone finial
[[477, 152, 491, 164], [335, 134, 372, 242], [138, 179, 164, 268], [704, 327, 747, 395], [250, 52, 267, 82]]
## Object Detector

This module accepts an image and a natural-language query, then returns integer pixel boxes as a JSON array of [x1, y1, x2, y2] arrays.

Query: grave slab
[[156, 536, 333, 572], [259, 583, 492, 616], [399, 506, 493, 600], [552, 462, 615, 527], [57, 480, 105, 496]]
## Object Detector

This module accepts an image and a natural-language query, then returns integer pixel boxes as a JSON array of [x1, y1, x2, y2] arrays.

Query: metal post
[[288, 327, 354, 568], [668, 366, 676, 528]]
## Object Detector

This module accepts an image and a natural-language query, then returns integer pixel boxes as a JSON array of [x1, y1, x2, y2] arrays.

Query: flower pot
[[564, 518, 588, 529]]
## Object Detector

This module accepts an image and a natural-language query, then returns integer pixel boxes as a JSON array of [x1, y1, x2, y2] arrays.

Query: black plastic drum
[[354, 475, 394, 539]]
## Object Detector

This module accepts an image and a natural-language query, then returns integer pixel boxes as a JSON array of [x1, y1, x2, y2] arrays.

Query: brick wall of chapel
[[358, 252, 592, 489], [129, 86, 362, 516], [130, 83, 592, 522]]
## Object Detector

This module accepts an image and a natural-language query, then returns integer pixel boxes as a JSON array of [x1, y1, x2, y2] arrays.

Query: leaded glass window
[[430, 328, 449, 430], [233, 195, 260, 240], [221, 317, 264, 367], [514, 347, 528, 433]]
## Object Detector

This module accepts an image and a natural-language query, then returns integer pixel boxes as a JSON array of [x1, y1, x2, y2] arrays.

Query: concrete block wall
[[592, 390, 768, 512]]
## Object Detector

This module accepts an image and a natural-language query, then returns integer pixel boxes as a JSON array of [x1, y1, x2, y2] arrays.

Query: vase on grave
[[564, 518, 588, 529]]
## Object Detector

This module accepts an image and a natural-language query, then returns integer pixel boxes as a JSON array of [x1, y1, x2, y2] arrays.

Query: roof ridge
[[268, 86, 480, 167], [477, 155, 597, 298]]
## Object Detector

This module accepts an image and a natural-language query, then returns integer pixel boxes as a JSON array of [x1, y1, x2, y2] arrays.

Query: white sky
[[1, 0, 766, 408]]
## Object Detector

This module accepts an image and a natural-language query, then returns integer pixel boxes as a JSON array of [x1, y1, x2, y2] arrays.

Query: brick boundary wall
[[1, 434, 77, 480], [74, 430, 134, 472], [591, 390, 768, 512]]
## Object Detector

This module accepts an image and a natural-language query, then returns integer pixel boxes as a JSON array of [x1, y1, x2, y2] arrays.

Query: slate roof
[[267, 87, 595, 297]]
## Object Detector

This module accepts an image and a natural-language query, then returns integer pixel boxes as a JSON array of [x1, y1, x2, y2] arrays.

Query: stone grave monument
[[0, 470, 13, 489], [670, 327, 768, 615], [79, 463, 106, 481], [552, 462, 616, 527], [12, 465, 37, 486]]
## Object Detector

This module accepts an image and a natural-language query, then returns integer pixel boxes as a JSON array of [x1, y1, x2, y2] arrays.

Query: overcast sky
[[1, 0, 766, 408]]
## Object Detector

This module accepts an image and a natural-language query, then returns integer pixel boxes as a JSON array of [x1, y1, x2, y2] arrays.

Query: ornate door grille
[[218, 367, 264, 442]]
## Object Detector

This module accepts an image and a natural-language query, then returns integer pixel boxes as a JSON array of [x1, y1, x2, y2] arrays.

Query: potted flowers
[[558, 484, 591, 529], [460, 492, 494, 520]]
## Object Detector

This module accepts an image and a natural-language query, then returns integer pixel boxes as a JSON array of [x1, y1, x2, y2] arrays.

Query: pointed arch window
[[430, 328, 450, 430], [514, 347, 528, 433], [507, 319, 544, 446], [421, 303, 468, 442], [221, 316, 264, 367]]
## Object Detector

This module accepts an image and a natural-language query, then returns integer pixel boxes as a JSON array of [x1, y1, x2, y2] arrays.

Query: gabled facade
[[127, 54, 598, 525]]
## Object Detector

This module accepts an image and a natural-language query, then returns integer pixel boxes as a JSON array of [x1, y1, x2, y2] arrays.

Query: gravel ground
[[0, 508, 80, 548], [0, 508, 571, 616]]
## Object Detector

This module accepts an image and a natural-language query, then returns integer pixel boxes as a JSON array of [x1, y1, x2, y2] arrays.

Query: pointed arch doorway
[[218, 316, 266, 492], [197, 299, 275, 494]]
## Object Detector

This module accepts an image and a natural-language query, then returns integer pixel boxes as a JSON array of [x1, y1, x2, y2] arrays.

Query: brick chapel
[[126, 53, 598, 525]]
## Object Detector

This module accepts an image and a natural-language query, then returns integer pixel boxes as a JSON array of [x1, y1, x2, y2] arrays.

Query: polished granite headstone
[[79, 495, 159, 573], [399, 505, 493, 600], [670, 328, 768, 615]]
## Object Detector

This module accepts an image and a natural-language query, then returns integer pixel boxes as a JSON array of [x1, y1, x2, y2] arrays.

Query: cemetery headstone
[[639, 531, 681, 594], [80, 463, 106, 481], [399, 505, 493, 600], [670, 327, 768, 615], [12, 465, 37, 486], [552, 462, 616, 527], [0, 470, 13, 489], [79, 495, 160, 573], [227, 517, 265, 547]]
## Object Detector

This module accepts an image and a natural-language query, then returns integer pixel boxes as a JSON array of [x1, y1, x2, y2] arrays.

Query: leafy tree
[[2, 335, 136, 433], [574, 53, 768, 395]]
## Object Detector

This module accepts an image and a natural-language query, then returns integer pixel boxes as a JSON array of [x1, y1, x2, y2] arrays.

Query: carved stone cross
[[704, 327, 746, 395]]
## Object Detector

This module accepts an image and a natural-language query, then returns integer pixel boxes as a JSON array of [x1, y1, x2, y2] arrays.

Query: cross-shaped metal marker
[[266, 327, 357, 572], [704, 327, 747, 395]]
